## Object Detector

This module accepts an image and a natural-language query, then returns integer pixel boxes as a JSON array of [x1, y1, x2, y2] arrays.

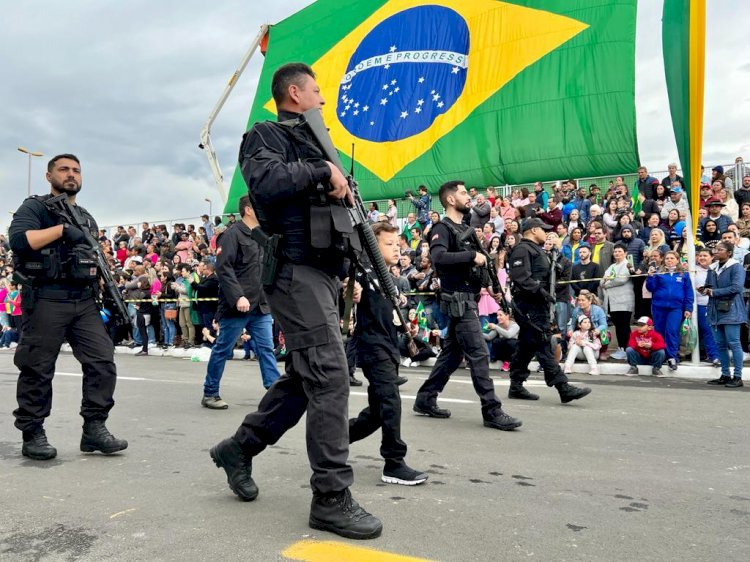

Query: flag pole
[[662, 0, 705, 365]]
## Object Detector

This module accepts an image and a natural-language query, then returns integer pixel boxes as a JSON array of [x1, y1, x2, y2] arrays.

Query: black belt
[[35, 286, 95, 300]]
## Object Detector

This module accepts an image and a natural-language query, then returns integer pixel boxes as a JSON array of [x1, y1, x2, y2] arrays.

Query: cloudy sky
[[1, 1, 747, 234]]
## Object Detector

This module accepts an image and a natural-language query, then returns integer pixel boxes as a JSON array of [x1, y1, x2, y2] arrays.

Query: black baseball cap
[[521, 218, 553, 232]]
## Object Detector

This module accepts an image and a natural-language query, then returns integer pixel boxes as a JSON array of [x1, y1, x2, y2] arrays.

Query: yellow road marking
[[283, 539, 435, 562]]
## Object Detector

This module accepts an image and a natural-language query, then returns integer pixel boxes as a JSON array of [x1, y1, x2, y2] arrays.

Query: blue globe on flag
[[337, 5, 470, 142]]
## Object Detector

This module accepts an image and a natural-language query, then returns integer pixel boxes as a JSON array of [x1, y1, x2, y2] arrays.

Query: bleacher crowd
[[1, 160, 749, 386]]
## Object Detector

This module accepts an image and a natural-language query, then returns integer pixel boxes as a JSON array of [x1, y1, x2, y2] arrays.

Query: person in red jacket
[[625, 316, 667, 377]]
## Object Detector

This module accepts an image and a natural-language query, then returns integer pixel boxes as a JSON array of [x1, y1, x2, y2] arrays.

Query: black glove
[[540, 289, 556, 304], [62, 223, 87, 246]]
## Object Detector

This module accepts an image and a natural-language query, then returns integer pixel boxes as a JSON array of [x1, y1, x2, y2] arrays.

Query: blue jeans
[[161, 305, 176, 345], [626, 347, 665, 368], [712, 323, 744, 379], [697, 304, 719, 361], [203, 311, 280, 395], [129, 303, 155, 345]]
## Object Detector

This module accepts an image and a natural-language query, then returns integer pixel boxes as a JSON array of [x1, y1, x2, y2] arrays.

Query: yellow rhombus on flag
[[264, 0, 588, 182]]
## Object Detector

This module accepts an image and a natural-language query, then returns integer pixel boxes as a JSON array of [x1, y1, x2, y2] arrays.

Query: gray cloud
[[1, 0, 747, 233]]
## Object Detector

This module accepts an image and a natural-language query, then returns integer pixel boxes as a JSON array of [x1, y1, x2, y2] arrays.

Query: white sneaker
[[611, 349, 627, 360], [411, 361, 421, 368], [401, 358, 412, 367], [590, 367, 600, 376]]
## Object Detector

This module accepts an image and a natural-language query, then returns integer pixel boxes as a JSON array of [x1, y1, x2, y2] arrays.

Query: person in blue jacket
[[646, 250, 694, 371], [701, 241, 746, 388]]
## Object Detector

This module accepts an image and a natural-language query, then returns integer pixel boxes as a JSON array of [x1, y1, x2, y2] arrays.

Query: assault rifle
[[45, 194, 131, 327], [548, 246, 559, 325], [300, 108, 417, 356], [455, 227, 509, 315]]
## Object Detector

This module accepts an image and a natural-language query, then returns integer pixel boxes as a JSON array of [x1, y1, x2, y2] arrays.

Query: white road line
[[411, 375, 547, 387], [350, 391, 475, 405], [54, 373, 480, 404], [55, 372, 193, 384]]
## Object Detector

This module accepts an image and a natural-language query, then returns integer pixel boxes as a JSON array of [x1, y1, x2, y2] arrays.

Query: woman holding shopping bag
[[702, 241, 746, 387], [646, 250, 694, 371]]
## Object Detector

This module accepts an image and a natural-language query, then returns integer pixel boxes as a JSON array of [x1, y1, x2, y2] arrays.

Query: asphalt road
[[0, 350, 748, 562]]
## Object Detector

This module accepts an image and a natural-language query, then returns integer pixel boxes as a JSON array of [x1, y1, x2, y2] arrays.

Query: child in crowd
[[563, 316, 602, 375]]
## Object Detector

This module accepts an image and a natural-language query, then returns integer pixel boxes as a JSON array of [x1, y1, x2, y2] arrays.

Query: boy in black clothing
[[349, 222, 428, 486]]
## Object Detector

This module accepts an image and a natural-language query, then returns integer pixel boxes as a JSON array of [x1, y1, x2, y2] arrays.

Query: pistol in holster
[[251, 227, 282, 289], [440, 291, 476, 319]]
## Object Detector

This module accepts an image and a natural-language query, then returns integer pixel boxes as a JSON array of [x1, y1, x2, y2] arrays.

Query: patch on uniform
[[431, 234, 439, 241], [512, 260, 523, 266]]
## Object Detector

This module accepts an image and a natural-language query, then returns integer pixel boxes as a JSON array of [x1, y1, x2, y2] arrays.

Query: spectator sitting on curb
[[625, 316, 667, 377]]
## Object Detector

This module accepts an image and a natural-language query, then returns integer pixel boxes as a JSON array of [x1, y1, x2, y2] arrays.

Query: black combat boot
[[413, 398, 451, 418], [508, 383, 539, 400], [707, 376, 731, 385], [483, 409, 523, 430], [556, 382, 592, 404], [309, 488, 383, 539], [80, 421, 128, 454], [22, 429, 57, 460], [209, 437, 258, 501], [725, 377, 744, 388]]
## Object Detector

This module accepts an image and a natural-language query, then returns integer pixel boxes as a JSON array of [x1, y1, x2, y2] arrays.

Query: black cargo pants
[[234, 263, 353, 495], [14, 296, 117, 433], [349, 357, 407, 466], [509, 300, 568, 387], [415, 303, 503, 419]]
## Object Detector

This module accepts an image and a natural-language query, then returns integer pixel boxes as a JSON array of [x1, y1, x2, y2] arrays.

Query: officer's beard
[[455, 201, 470, 214], [51, 178, 82, 196]]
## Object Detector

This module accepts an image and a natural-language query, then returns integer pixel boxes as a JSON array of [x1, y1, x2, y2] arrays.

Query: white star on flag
[[363, 105, 369, 112], [400, 111, 408, 119], [418, 77, 425, 83], [340, 111, 346, 117], [382, 84, 389, 90], [394, 87, 400, 93], [370, 121, 375, 125], [451, 66, 460, 74], [417, 99, 424, 106], [437, 101, 444, 108], [384, 64, 391, 69], [390, 79, 397, 85], [353, 110, 359, 116], [354, 102, 359, 108], [380, 98, 388, 105], [415, 107, 422, 114], [430, 90, 435, 94], [432, 93, 441, 101], [389, 45, 397, 52]]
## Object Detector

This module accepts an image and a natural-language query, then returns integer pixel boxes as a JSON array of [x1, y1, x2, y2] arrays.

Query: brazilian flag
[[226, 0, 639, 210]]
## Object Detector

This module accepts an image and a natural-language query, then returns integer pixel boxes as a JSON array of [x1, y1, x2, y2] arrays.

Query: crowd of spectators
[[1, 159, 748, 386]]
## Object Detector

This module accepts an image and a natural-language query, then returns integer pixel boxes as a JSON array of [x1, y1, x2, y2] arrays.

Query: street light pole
[[17, 147, 44, 196], [204, 197, 212, 218]]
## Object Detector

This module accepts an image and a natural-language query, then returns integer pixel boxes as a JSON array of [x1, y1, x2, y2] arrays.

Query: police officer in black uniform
[[208, 63, 382, 540], [507, 217, 591, 403], [413, 180, 522, 431], [8, 154, 127, 460]]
